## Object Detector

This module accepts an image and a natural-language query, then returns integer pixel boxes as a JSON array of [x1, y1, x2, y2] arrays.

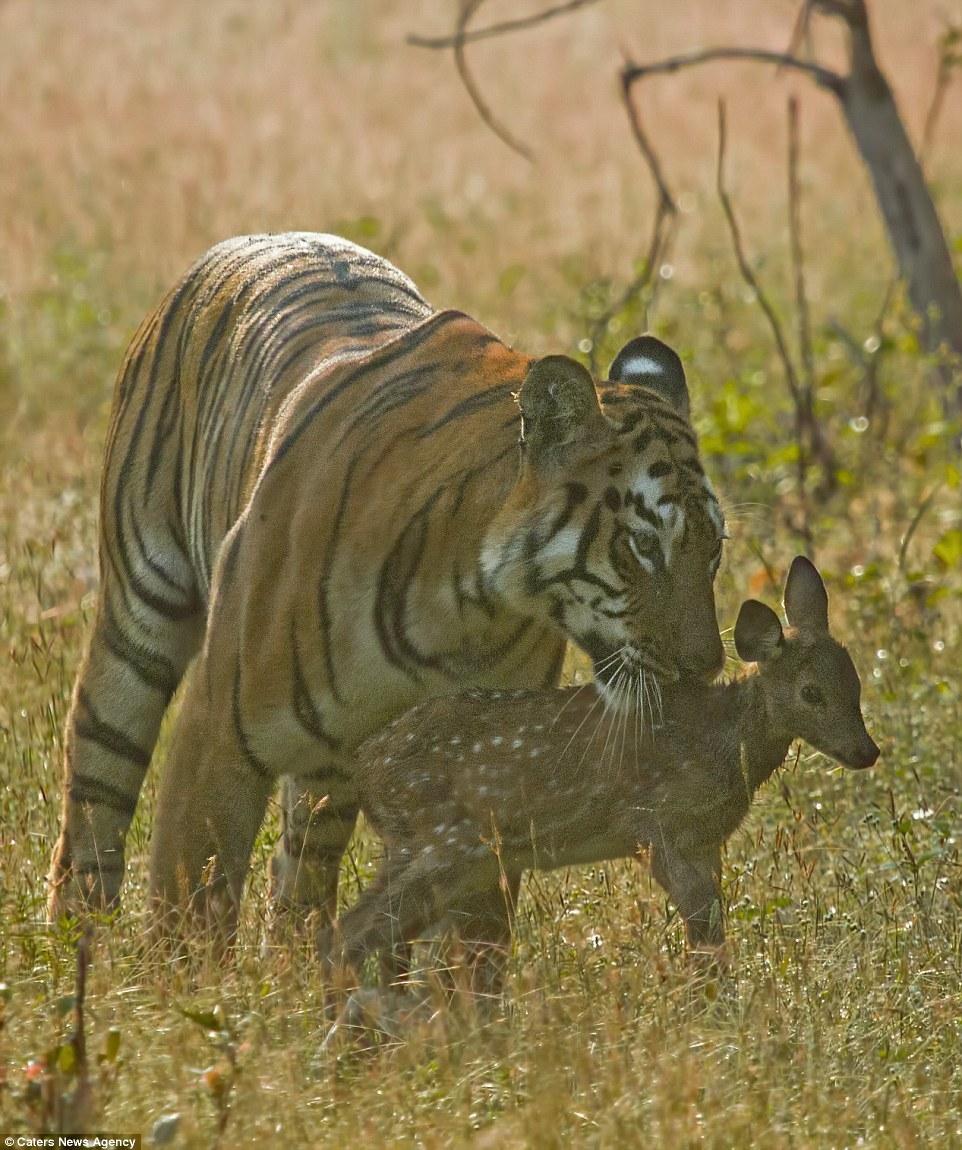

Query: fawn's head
[[733, 556, 879, 770]]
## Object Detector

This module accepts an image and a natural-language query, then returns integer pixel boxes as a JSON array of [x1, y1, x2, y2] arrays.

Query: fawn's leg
[[333, 851, 503, 979], [149, 658, 272, 948], [440, 871, 522, 996], [649, 840, 725, 960], [317, 851, 412, 980]]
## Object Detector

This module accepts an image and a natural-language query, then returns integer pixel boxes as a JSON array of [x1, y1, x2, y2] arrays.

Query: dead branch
[[898, 482, 944, 574], [623, 1, 962, 411], [787, 97, 814, 406], [408, 0, 602, 49], [920, 23, 961, 169], [450, 0, 534, 163], [716, 99, 812, 541], [587, 71, 679, 370], [622, 48, 844, 95], [787, 97, 837, 492], [715, 101, 803, 414]]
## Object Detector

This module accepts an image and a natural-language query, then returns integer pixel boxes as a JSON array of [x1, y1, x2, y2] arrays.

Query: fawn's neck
[[724, 674, 794, 794]]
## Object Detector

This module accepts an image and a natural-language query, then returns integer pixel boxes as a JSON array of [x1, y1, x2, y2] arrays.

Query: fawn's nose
[[847, 732, 880, 770]]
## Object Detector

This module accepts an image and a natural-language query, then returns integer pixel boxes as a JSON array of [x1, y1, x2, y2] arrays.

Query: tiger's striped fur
[[46, 232, 725, 940]]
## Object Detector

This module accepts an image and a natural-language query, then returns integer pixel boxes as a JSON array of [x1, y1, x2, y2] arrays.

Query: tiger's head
[[482, 335, 726, 700]]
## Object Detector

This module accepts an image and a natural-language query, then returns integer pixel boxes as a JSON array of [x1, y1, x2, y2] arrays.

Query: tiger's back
[[106, 232, 433, 601]]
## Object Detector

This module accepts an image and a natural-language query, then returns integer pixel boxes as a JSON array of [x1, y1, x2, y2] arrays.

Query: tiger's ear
[[608, 335, 690, 419], [518, 355, 608, 466]]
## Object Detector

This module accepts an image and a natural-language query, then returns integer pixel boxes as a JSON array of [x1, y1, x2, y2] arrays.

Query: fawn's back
[[358, 557, 879, 872], [359, 682, 753, 869]]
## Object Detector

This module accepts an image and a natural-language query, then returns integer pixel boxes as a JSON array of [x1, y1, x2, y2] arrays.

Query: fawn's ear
[[734, 599, 784, 663], [783, 555, 829, 634], [608, 335, 690, 419], [518, 356, 608, 467]]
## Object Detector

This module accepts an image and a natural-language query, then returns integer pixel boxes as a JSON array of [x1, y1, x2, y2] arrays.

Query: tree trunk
[[831, 3, 962, 407]]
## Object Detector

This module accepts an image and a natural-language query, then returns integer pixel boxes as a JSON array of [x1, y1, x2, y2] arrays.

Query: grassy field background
[[1, 1, 961, 1145]]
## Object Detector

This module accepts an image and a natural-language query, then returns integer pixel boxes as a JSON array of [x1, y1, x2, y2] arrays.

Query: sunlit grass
[[1, 1, 961, 1146]]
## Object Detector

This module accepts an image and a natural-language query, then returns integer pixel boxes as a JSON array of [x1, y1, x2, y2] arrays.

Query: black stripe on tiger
[[373, 489, 446, 678], [69, 775, 139, 818], [265, 310, 467, 474], [101, 593, 180, 699], [290, 618, 341, 751], [74, 687, 151, 770], [231, 670, 274, 783]]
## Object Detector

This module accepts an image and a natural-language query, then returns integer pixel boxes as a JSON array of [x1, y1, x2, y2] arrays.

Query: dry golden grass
[[1, 2, 961, 1147]]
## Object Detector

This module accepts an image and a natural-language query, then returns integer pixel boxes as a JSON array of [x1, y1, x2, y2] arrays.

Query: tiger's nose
[[681, 635, 725, 681]]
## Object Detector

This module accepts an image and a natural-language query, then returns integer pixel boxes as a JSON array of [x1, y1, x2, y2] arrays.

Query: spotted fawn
[[323, 557, 878, 978]]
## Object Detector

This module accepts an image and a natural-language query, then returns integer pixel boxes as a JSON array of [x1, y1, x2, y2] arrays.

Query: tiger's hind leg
[[148, 656, 273, 949], [47, 563, 203, 918]]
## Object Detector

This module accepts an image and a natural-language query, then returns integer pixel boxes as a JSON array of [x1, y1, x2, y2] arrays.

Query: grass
[[1, 1, 961, 1146]]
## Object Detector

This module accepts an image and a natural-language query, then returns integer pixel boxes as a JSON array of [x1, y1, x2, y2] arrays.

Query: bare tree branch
[[787, 96, 837, 493], [587, 74, 678, 370], [716, 99, 813, 539], [449, 0, 534, 163], [920, 23, 961, 169], [623, 48, 845, 96], [715, 100, 802, 411], [787, 97, 815, 402], [783, 1, 816, 67], [408, 0, 602, 49]]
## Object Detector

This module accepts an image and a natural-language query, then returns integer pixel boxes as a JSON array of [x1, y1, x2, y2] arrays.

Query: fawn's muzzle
[[845, 734, 880, 770]]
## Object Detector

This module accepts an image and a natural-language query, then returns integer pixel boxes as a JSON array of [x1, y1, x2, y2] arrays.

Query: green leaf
[[57, 1043, 76, 1074], [103, 1028, 121, 1063], [498, 264, 526, 297], [933, 529, 962, 569], [55, 995, 76, 1017], [178, 1007, 223, 1032]]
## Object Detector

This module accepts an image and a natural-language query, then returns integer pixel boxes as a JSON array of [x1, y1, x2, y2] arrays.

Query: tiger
[[46, 232, 726, 953]]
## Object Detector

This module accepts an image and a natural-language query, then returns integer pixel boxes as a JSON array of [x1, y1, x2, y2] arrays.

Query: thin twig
[[898, 483, 944, 574], [787, 97, 815, 407], [715, 101, 802, 411], [450, 0, 534, 163], [810, 0, 866, 29], [587, 71, 679, 370], [920, 24, 960, 169], [787, 96, 837, 493], [408, 0, 602, 49], [715, 99, 812, 541], [623, 47, 845, 97], [782, 1, 816, 68]]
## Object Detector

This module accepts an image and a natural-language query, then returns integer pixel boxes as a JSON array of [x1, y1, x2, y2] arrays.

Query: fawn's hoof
[[319, 987, 435, 1053]]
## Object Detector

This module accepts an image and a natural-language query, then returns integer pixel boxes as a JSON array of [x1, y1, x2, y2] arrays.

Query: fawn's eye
[[801, 684, 824, 707]]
